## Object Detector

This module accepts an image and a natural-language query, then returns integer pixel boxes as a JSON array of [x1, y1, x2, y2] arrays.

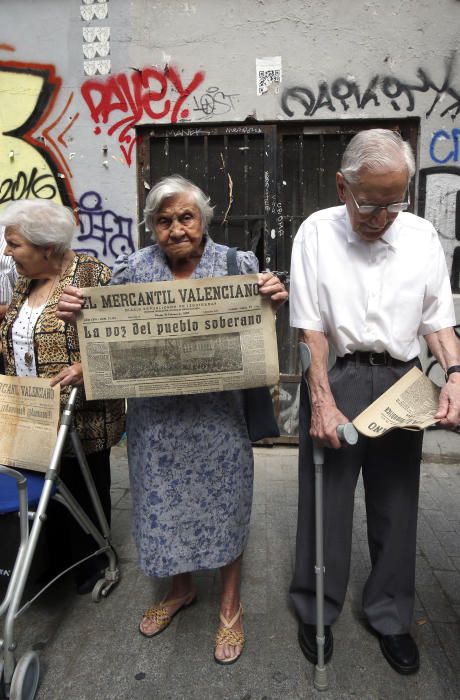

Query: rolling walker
[[0, 387, 120, 700]]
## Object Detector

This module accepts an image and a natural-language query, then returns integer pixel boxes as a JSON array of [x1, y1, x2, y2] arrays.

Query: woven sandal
[[139, 591, 196, 638], [214, 603, 245, 665]]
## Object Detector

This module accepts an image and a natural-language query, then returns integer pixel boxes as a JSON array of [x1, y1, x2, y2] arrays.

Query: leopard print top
[[1, 253, 125, 454]]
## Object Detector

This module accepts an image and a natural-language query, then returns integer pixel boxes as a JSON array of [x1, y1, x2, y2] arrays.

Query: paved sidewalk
[[10, 435, 460, 699]]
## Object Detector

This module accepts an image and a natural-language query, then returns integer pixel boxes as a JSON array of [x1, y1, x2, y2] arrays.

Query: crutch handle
[[336, 422, 358, 445], [313, 423, 357, 464]]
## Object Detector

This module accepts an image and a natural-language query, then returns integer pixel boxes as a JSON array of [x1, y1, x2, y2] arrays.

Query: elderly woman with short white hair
[[57, 175, 287, 664], [0, 199, 125, 593]]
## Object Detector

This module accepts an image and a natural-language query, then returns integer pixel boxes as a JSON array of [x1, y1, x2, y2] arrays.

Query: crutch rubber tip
[[314, 665, 329, 691]]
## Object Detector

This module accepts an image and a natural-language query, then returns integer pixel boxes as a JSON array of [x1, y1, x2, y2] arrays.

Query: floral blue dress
[[112, 236, 258, 577]]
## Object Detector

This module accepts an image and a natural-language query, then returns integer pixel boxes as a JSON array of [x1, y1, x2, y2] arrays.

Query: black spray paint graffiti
[[192, 87, 239, 118], [418, 166, 460, 292], [418, 166, 460, 408], [75, 191, 135, 266], [281, 53, 460, 120], [0, 167, 58, 203]]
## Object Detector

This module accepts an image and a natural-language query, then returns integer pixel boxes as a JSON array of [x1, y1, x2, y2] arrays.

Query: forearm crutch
[[299, 342, 358, 691]]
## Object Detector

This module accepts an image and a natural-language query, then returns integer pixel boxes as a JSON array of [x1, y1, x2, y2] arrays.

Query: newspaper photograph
[[352, 367, 441, 437], [76, 274, 280, 400], [0, 375, 60, 472]]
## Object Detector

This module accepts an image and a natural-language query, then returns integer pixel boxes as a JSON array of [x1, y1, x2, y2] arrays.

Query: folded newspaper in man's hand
[[352, 367, 440, 437]]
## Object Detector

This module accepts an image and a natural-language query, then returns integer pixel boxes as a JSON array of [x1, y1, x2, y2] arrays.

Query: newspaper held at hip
[[352, 367, 441, 437], [0, 375, 60, 472]]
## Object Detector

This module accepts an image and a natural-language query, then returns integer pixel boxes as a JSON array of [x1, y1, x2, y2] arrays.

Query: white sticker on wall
[[83, 42, 110, 58], [81, 19, 110, 74], [256, 56, 282, 96], [83, 27, 110, 42], [84, 59, 111, 76], [80, 2, 108, 21]]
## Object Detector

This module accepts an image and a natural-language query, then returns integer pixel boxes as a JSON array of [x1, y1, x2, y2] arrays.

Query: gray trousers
[[290, 357, 423, 635]]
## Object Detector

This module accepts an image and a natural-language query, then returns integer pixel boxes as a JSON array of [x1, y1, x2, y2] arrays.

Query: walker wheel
[[9, 651, 40, 700], [91, 577, 107, 602]]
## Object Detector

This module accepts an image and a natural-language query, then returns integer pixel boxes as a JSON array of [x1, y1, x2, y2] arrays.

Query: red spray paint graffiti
[[81, 65, 205, 165]]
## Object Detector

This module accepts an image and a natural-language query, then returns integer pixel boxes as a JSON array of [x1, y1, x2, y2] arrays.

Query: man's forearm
[[299, 329, 348, 447], [300, 329, 335, 407], [425, 326, 460, 427], [424, 327, 460, 371], [0, 303, 8, 321]]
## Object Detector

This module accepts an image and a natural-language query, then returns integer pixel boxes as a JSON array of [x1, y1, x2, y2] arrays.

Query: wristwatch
[[445, 365, 460, 381]]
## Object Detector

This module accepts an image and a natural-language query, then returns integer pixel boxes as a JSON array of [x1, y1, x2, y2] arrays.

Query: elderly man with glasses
[[289, 129, 460, 675]]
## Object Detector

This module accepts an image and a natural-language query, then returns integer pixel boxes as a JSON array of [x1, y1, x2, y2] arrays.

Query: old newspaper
[[0, 375, 60, 472], [353, 367, 440, 437], [77, 275, 279, 400]]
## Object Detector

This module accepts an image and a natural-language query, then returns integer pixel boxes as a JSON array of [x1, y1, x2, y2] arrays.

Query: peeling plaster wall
[[1, 0, 459, 302]]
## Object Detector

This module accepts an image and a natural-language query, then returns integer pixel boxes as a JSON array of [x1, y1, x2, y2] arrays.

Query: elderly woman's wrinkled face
[[4, 225, 49, 278], [154, 193, 204, 263]]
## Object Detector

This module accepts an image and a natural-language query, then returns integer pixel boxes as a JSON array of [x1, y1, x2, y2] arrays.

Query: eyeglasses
[[343, 178, 410, 216]]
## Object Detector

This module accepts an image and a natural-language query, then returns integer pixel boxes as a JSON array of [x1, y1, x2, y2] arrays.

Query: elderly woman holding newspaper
[[57, 175, 287, 664], [0, 199, 125, 594]]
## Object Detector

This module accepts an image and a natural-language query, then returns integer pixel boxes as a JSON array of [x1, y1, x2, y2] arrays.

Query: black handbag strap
[[226, 248, 279, 440], [226, 247, 239, 276]]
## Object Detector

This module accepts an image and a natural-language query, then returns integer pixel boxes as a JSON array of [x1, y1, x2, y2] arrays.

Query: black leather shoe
[[379, 633, 420, 675], [298, 623, 333, 664]]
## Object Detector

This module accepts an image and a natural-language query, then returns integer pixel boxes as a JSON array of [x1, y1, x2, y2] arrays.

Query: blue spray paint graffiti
[[430, 128, 460, 163], [75, 191, 135, 266]]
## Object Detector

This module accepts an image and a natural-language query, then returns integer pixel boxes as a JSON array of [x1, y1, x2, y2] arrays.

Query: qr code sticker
[[257, 69, 281, 95]]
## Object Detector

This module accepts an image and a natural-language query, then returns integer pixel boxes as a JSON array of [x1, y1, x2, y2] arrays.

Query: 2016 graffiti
[[430, 128, 460, 163], [192, 87, 238, 117], [80, 65, 205, 165], [281, 54, 460, 120], [76, 190, 135, 265], [0, 167, 57, 204]]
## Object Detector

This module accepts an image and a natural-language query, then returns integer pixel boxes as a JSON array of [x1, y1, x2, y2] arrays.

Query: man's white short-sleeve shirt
[[289, 205, 455, 361]]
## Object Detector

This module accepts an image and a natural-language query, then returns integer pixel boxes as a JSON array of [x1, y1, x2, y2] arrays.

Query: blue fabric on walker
[[0, 471, 47, 513]]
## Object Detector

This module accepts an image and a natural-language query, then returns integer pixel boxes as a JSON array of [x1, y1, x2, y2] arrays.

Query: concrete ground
[[5, 430, 460, 700]]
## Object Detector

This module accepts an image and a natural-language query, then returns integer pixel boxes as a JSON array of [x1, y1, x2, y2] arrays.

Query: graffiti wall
[[0, 0, 459, 442], [1, 0, 459, 283], [80, 65, 206, 165], [281, 53, 460, 120], [0, 59, 76, 209]]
